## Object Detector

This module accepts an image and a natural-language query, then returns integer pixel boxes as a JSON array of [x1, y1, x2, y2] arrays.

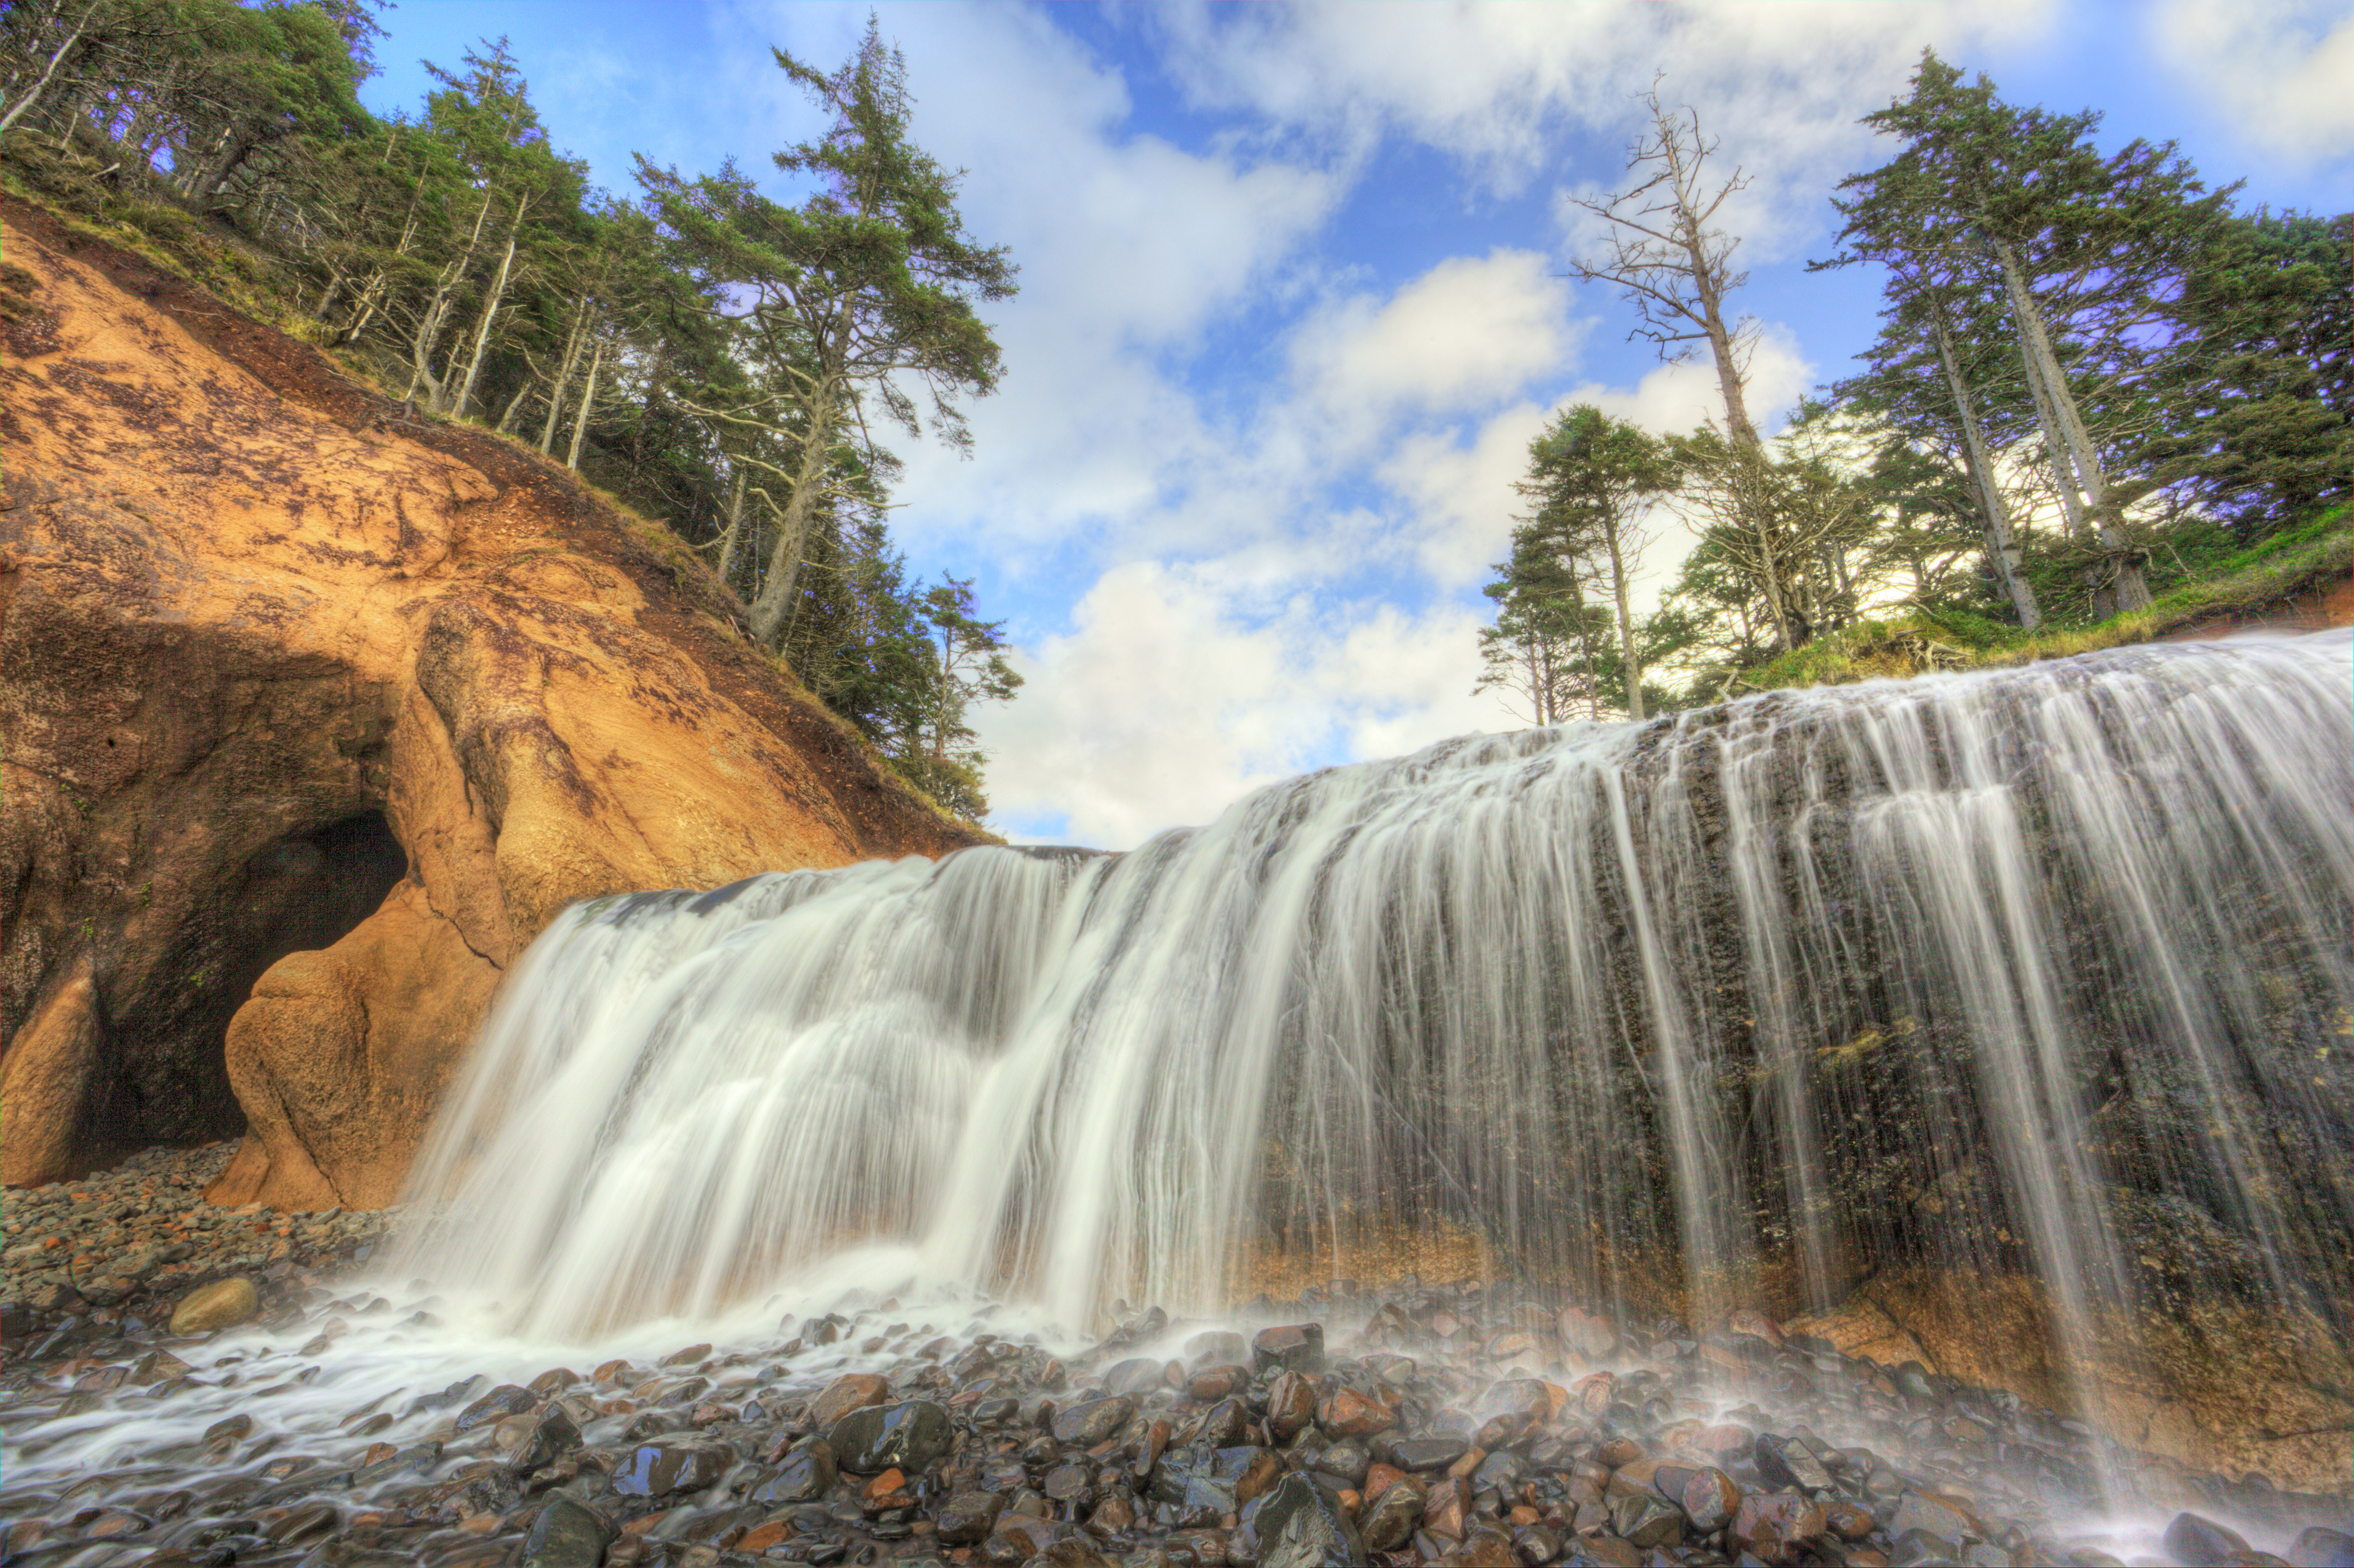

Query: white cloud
[[1156, 0, 2051, 254], [1291, 250, 1579, 436], [976, 563, 1513, 847], [2150, 0, 2354, 164]]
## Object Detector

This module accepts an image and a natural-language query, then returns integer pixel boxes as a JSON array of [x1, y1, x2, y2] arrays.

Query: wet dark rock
[[1186, 1331, 1248, 1371], [2161, 1512, 2250, 1566], [611, 1439, 732, 1498], [1239, 1471, 1364, 1568], [1381, 1435, 1470, 1473], [1193, 1396, 1251, 1447], [1732, 1491, 1827, 1562], [2294, 1528, 2354, 1568], [1888, 1490, 1977, 1550], [1052, 1395, 1137, 1448], [517, 1498, 618, 1568], [1754, 1432, 1834, 1495], [1253, 1324, 1326, 1376], [456, 1383, 540, 1432], [1606, 1492, 1680, 1551], [811, 1372, 893, 1427], [1316, 1386, 1395, 1440], [752, 1440, 838, 1505], [1266, 1372, 1316, 1442], [1675, 1466, 1739, 1533], [502, 1403, 583, 1473], [831, 1398, 953, 1475], [1311, 1438, 1370, 1487], [938, 1490, 1008, 1544], [1358, 1475, 1425, 1552], [1104, 1357, 1169, 1396]]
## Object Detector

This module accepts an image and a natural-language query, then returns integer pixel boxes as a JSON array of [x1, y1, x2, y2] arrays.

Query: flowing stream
[[396, 631, 2354, 1384]]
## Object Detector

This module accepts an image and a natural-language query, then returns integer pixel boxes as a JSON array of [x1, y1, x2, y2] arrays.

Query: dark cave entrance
[[107, 812, 410, 1152]]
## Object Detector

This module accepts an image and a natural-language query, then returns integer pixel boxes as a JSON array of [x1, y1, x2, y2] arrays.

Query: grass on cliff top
[[1736, 509, 2353, 694]]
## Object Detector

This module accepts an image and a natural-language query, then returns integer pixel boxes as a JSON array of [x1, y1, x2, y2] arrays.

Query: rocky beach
[[4, 1249, 2351, 1568]]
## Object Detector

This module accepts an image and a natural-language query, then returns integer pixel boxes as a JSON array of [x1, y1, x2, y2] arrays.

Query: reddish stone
[[1320, 1386, 1398, 1439], [810, 1372, 891, 1428]]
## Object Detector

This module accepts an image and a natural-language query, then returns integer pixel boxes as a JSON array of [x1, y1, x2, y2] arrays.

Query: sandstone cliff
[[0, 197, 987, 1208]]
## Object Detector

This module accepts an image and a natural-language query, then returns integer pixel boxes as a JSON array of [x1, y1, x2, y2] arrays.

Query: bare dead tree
[[1565, 78, 1763, 449]]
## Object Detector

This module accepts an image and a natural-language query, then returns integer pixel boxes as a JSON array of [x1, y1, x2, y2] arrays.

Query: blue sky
[[360, 1, 2354, 848]]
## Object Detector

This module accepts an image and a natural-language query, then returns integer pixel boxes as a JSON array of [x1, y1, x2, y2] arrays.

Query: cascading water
[[396, 629, 2354, 1403]]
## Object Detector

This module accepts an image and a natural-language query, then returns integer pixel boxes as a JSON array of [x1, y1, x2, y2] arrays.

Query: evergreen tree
[[1517, 406, 1679, 720], [637, 19, 1016, 652]]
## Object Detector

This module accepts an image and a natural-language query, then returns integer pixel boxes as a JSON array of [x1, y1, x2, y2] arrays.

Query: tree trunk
[[453, 207, 522, 421], [410, 195, 494, 412], [495, 382, 531, 435], [565, 336, 604, 470], [0, 10, 90, 137], [747, 393, 836, 651], [1992, 239, 2152, 612], [1931, 308, 2041, 630], [538, 298, 588, 455], [715, 466, 748, 584], [1603, 527, 1644, 723]]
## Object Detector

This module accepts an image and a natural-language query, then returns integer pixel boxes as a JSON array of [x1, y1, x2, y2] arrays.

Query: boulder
[[168, 1277, 259, 1335]]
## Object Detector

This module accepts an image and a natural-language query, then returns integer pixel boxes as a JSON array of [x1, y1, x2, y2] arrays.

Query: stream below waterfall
[[4, 632, 2351, 1568]]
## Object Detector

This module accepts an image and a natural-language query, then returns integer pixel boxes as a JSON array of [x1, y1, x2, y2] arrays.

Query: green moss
[[1737, 507, 2351, 695]]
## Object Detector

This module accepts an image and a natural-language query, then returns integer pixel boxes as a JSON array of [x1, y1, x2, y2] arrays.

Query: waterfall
[[394, 632, 2354, 1384]]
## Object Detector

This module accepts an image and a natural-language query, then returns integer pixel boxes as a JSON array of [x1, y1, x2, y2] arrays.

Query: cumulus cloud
[[976, 564, 1512, 847], [1290, 250, 1579, 436], [2148, 0, 2354, 164]]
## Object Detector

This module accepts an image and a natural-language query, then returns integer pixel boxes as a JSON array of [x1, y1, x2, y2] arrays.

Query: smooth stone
[[523, 1496, 616, 1567], [1753, 1433, 1834, 1495], [1382, 1435, 1470, 1473], [1265, 1372, 1316, 1442], [611, 1440, 731, 1498], [938, 1490, 1008, 1545], [752, 1440, 838, 1505], [810, 1372, 892, 1428], [1312, 1438, 1371, 1487], [502, 1404, 582, 1472], [1888, 1491, 1978, 1549], [2293, 1528, 2354, 1568], [1607, 1493, 1680, 1551], [1052, 1395, 1137, 1447], [1253, 1324, 1326, 1376], [457, 1383, 540, 1432], [2161, 1512, 2250, 1566], [1317, 1388, 1395, 1440], [1103, 1358, 1167, 1396], [169, 1278, 260, 1335], [831, 1399, 954, 1474]]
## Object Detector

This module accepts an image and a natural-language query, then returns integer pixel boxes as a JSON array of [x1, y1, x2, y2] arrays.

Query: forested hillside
[[0, 0, 1022, 817], [1481, 59, 2351, 722]]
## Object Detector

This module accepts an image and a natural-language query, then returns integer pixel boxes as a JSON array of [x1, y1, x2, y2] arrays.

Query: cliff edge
[[0, 196, 988, 1207]]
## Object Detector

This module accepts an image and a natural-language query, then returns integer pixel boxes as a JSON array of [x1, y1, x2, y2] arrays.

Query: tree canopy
[[2, 3, 1026, 822]]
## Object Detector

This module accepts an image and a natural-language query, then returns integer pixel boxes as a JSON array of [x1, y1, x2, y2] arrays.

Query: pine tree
[[637, 19, 1016, 652]]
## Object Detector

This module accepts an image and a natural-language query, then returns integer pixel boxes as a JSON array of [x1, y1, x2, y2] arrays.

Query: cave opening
[[105, 811, 410, 1156]]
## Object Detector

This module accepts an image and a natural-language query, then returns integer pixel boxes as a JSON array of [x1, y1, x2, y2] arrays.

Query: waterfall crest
[[395, 633, 2354, 1359]]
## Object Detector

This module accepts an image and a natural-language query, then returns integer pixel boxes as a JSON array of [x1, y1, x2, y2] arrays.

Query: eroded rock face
[[0, 197, 984, 1203]]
